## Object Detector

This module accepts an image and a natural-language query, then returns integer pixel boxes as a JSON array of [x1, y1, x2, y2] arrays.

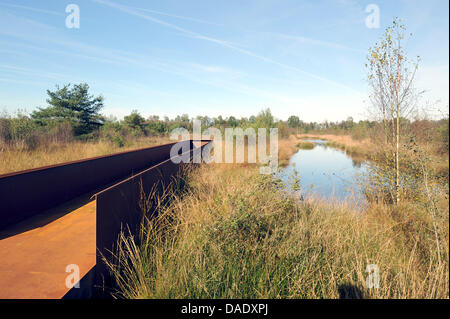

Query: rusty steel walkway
[[0, 140, 211, 299], [0, 198, 96, 298]]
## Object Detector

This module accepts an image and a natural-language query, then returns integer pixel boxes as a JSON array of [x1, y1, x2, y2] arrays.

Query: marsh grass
[[202, 135, 299, 168], [4, 130, 446, 299], [0, 136, 170, 175], [296, 141, 315, 150], [278, 135, 302, 166], [298, 134, 372, 158], [107, 163, 449, 299]]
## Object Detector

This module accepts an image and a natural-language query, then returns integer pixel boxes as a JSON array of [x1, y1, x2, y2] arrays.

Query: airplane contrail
[[92, 0, 361, 94]]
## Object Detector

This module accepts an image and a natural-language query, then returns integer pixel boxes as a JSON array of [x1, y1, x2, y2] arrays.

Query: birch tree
[[367, 18, 420, 204]]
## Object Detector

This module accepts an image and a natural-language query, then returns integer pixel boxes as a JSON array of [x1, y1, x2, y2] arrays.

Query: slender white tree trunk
[[396, 111, 400, 204]]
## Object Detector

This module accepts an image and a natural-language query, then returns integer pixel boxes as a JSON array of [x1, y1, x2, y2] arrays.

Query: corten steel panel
[[94, 140, 211, 288], [0, 141, 191, 229], [0, 199, 96, 299]]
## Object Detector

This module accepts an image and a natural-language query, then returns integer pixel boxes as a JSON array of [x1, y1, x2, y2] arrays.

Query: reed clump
[[296, 141, 315, 150]]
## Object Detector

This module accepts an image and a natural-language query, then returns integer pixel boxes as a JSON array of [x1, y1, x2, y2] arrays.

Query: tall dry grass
[[202, 135, 299, 168], [278, 135, 302, 166], [0, 136, 170, 175], [299, 134, 373, 158], [107, 162, 448, 299]]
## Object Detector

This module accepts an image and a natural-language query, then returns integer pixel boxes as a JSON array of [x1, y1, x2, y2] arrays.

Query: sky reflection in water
[[279, 140, 368, 203]]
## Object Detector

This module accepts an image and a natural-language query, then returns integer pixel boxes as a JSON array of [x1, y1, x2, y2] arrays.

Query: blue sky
[[0, 0, 448, 122]]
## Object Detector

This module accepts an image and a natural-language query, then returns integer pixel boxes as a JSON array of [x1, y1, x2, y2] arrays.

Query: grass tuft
[[297, 141, 315, 150]]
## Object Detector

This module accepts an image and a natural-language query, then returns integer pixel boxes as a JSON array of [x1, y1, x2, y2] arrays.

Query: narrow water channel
[[279, 140, 369, 203]]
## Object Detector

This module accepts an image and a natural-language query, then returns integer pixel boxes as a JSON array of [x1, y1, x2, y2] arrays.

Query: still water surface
[[279, 140, 369, 203]]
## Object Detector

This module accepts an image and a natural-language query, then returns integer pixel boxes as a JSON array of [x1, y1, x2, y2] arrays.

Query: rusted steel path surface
[[0, 140, 212, 298], [0, 198, 96, 299]]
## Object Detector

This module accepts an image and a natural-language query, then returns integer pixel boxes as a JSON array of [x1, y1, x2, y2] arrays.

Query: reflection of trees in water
[[282, 143, 370, 203], [319, 143, 366, 168]]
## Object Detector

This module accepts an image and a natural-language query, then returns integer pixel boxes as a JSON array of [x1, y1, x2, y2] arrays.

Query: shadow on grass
[[338, 284, 365, 299]]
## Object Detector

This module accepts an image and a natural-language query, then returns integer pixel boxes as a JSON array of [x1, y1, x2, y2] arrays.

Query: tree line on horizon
[[0, 81, 448, 152]]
